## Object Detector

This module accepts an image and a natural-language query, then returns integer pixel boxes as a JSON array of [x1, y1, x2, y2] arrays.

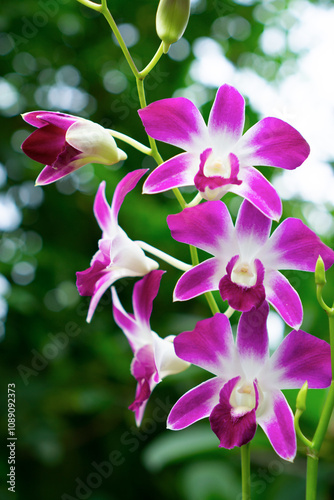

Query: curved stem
[[223, 306, 235, 319], [241, 442, 251, 500], [294, 409, 313, 449], [76, 0, 102, 12], [139, 42, 165, 79], [135, 241, 192, 272], [186, 192, 203, 208], [107, 130, 152, 155]]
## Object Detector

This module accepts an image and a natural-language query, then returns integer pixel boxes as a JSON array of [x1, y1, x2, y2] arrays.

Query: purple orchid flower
[[112, 270, 189, 426], [21, 111, 126, 185], [76, 169, 158, 323], [138, 84, 310, 220], [167, 199, 334, 329], [167, 303, 331, 461]]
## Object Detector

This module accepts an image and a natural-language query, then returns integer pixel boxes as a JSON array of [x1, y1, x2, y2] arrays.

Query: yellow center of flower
[[230, 380, 257, 417], [231, 261, 257, 287], [203, 153, 231, 179]]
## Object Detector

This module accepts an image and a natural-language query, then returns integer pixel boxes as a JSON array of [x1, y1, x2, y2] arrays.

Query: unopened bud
[[156, 0, 190, 53], [315, 255, 326, 286], [296, 381, 308, 413]]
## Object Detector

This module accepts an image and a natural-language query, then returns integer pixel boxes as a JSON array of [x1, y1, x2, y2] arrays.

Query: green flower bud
[[156, 0, 190, 53], [315, 255, 326, 286], [296, 381, 308, 413]]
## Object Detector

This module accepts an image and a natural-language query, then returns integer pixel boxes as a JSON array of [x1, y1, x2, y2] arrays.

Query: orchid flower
[[139, 84, 310, 220], [21, 111, 126, 185], [76, 169, 159, 323], [112, 270, 189, 426], [167, 303, 331, 461], [167, 199, 334, 329]]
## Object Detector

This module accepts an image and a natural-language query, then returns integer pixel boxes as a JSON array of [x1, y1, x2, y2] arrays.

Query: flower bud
[[315, 255, 326, 286], [156, 0, 190, 53], [296, 381, 308, 413]]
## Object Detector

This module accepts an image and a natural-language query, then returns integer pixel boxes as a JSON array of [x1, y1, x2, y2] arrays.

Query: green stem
[[306, 455, 318, 500], [76, 0, 102, 12], [241, 443, 251, 500], [139, 42, 165, 79], [101, 6, 139, 77], [107, 130, 152, 155]]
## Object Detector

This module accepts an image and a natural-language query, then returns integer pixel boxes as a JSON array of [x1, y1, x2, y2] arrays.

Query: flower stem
[[75, 0, 102, 12], [241, 442, 251, 500], [107, 130, 152, 156], [101, 6, 139, 78], [135, 241, 192, 272], [306, 455, 318, 500], [139, 42, 165, 79]]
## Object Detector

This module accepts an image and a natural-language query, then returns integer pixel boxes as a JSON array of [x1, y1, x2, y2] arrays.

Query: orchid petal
[[94, 181, 113, 234], [208, 84, 245, 146], [152, 333, 190, 380], [22, 110, 77, 129], [22, 124, 67, 166], [268, 330, 331, 389], [209, 377, 257, 449], [138, 97, 208, 151], [257, 390, 296, 462], [133, 270, 165, 328], [230, 166, 282, 221], [167, 200, 235, 255], [237, 303, 270, 376], [263, 218, 334, 271], [236, 117, 310, 170], [167, 377, 223, 430], [173, 258, 221, 301], [111, 169, 148, 222], [235, 200, 272, 259], [174, 313, 236, 376], [111, 287, 144, 353], [35, 160, 80, 186], [265, 271, 303, 329], [142, 153, 198, 194]]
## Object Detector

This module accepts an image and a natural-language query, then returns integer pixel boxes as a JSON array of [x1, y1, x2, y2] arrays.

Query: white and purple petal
[[138, 97, 208, 152], [236, 302, 270, 374], [110, 169, 148, 223], [173, 258, 221, 301], [257, 390, 296, 462], [208, 84, 245, 147], [174, 313, 235, 376], [265, 270, 303, 330], [167, 377, 223, 430], [167, 200, 236, 256], [236, 117, 310, 170], [230, 166, 282, 221], [262, 218, 334, 271], [132, 270, 165, 329], [267, 330, 331, 389], [142, 152, 198, 194], [235, 200, 272, 259]]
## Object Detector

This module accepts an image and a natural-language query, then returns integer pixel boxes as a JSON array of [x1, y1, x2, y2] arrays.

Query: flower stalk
[[241, 443, 251, 500]]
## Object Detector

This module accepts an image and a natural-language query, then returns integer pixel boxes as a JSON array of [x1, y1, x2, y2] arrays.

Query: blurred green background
[[1, 0, 334, 499]]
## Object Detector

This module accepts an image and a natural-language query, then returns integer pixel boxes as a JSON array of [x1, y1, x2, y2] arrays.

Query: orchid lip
[[194, 149, 242, 201]]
